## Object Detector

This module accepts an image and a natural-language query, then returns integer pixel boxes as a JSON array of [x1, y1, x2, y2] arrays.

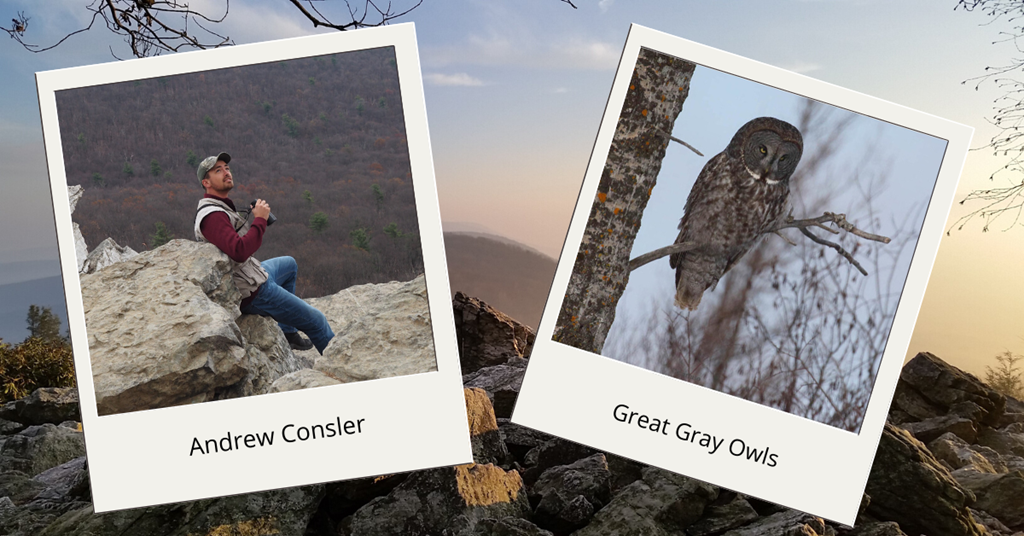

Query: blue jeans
[[240, 256, 334, 354]]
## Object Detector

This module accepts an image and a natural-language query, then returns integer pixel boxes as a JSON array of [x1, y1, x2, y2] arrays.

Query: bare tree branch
[[628, 212, 891, 275]]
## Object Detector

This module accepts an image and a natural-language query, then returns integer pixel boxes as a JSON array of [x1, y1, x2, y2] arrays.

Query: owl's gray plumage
[[670, 117, 803, 310]]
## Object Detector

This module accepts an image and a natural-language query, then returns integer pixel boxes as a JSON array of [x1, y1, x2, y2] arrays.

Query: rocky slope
[[3, 294, 1022, 535]]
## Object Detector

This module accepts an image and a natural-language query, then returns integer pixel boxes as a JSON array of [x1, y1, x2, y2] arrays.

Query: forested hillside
[[55, 46, 422, 298]]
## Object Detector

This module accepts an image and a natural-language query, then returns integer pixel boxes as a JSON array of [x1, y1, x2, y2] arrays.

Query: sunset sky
[[0, 0, 1020, 377]]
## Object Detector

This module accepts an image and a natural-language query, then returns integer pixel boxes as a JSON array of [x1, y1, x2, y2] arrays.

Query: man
[[193, 152, 334, 354]]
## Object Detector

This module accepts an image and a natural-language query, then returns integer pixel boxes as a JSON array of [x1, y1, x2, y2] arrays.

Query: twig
[[627, 212, 891, 276], [653, 127, 703, 157]]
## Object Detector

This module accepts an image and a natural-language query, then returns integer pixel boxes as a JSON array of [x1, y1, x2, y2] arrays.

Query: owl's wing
[[669, 152, 729, 270]]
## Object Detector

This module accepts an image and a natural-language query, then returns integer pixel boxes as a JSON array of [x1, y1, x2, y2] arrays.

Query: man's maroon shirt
[[198, 193, 268, 307]]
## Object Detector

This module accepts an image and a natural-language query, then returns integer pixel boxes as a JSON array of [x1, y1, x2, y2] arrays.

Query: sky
[[0, 0, 1020, 377]]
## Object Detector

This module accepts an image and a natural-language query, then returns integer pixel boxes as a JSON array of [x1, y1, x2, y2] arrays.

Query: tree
[[26, 305, 62, 343], [350, 227, 370, 250], [553, 48, 696, 353], [186, 150, 198, 167], [150, 158, 162, 176], [372, 183, 384, 213], [303, 189, 314, 208], [309, 211, 329, 234], [150, 221, 172, 248], [0, 336, 75, 403], [986, 350, 1024, 400], [282, 114, 299, 138], [384, 222, 402, 238], [3, 1, 425, 58], [122, 161, 134, 176], [951, 1, 1024, 232]]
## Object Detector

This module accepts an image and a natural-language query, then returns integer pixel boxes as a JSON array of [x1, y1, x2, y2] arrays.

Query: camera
[[250, 200, 277, 226]]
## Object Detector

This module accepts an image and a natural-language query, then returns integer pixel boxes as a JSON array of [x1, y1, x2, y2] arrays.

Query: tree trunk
[[553, 48, 696, 353]]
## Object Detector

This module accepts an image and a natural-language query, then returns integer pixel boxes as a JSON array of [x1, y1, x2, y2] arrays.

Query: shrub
[[0, 337, 75, 403], [91, 172, 105, 187], [350, 227, 370, 250], [123, 161, 134, 176], [204, 115, 214, 128], [309, 211, 329, 234], [150, 159, 162, 177], [186, 150, 199, 167]]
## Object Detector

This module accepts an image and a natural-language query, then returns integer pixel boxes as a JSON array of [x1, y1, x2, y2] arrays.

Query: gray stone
[[346, 464, 530, 536], [0, 424, 85, 477], [229, 313, 312, 398], [900, 352, 1005, 427], [83, 239, 248, 415], [721, 509, 834, 536], [901, 415, 977, 444], [975, 426, 1024, 458], [0, 388, 80, 426], [572, 466, 718, 536], [457, 517, 554, 536], [310, 275, 437, 383], [864, 424, 984, 536], [268, 368, 342, 393], [687, 495, 761, 536], [463, 359, 527, 419], [842, 522, 907, 536], [82, 237, 138, 274], [928, 432, 998, 473], [952, 470, 1024, 529], [453, 292, 535, 374], [530, 453, 611, 533]]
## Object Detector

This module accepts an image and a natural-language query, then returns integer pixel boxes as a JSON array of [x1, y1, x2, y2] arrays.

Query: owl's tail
[[673, 253, 724, 311]]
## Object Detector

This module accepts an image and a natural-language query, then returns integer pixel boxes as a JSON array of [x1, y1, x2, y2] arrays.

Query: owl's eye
[[759, 145, 767, 155], [779, 154, 787, 162]]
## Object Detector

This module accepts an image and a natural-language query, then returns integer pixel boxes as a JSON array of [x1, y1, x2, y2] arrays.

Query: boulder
[[687, 495, 761, 536], [456, 517, 554, 536], [863, 424, 984, 536], [901, 415, 978, 444], [83, 239, 248, 415], [499, 418, 554, 465], [453, 292, 535, 374], [230, 314, 313, 398], [0, 388, 80, 426], [952, 470, 1024, 529], [928, 432, 999, 473], [344, 464, 530, 536], [522, 437, 598, 485], [974, 426, 1024, 458], [68, 185, 87, 272], [269, 368, 342, 393], [529, 453, 612, 533], [899, 352, 1005, 427], [0, 423, 85, 477], [572, 466, 718, 536], [719, 509, 834, 536], [466, 387, 510, 466], [38, 484, 324, 536], [309, 275, 437, 383], [463, 358, 528, 419], [843, 522, 908, 536], [82, 237, 139, 274]]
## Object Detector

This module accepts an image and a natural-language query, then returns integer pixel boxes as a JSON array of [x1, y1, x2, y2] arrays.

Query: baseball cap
[[197, 152, 231, 183]]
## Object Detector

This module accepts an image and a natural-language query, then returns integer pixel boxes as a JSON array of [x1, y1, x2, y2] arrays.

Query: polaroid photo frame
[[38, 24, 471, 512], [512, 24, 972, 524]]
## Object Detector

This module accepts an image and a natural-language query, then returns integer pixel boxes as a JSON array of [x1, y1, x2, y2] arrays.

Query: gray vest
[[194, 198, 269, 300]]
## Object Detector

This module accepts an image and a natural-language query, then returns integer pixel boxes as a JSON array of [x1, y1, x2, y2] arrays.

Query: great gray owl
[[669, 117, 803, 310]]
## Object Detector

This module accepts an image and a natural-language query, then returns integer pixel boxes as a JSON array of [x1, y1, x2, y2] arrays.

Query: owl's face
[[741, 129, 802, 185]]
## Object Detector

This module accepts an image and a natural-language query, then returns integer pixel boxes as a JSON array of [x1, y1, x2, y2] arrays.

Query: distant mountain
[[444, 232, 557, 330], [0, 275, 67, 343], [0, 259, 62, 287]]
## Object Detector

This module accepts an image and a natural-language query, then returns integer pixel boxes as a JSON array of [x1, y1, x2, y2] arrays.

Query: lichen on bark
[[553, 47, 695, 353]]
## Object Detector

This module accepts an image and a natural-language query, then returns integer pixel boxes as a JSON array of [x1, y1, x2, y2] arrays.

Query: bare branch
[[652, 127, 703, 157], [628, 212, 891, 276]]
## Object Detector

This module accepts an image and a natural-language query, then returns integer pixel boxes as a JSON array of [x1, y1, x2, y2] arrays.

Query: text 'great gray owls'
[[670, 117, 803, 310]]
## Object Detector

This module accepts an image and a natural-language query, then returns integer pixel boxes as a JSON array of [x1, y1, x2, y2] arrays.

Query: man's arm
[[199, 211, 267, 263]]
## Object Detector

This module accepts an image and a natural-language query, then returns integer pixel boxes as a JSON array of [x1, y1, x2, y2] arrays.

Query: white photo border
[[37, 24, 472, 512], [511, 24, 972, 525]]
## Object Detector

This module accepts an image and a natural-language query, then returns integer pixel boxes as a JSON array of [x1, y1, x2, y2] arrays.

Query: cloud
[[424, 73, 486, 87], [553, 87, 570, 94], [423, 34, 619, 71], [599, 0, 615, 13]]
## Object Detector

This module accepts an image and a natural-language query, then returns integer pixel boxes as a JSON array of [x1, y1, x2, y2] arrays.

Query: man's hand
[[252, 199, 271, 221]]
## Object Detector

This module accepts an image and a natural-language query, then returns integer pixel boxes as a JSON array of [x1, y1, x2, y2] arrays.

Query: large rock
[[897, 352, 1005, 427], [229, 314, 313, 398], [38, 484, 324, 536], [68, 185, 88, 272], [453, 292, 535, 374], [83, 239, 249, 415], [953, 470, 1024, 529], [529, 453, 612, 534], [269, 368, 342, 393], [0, 423, 85, 477], [463, 359, 527, 419], [82, 237, 138, 274], [720, 509, 834, 536], [572, 466, 718, 536], [0, 388, 80, 426], [864, 424, 985, 536], [345, 464, 530, 536], [466, 387, 510, 466], [309, 275, 437, 383]]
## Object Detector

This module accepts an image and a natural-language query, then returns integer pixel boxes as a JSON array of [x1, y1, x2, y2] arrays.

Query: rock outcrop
[[81, 238, 138, 274], [307, 275, 437, 383], [68, 185, 88, 273], [7, 292, 1024, 536]]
